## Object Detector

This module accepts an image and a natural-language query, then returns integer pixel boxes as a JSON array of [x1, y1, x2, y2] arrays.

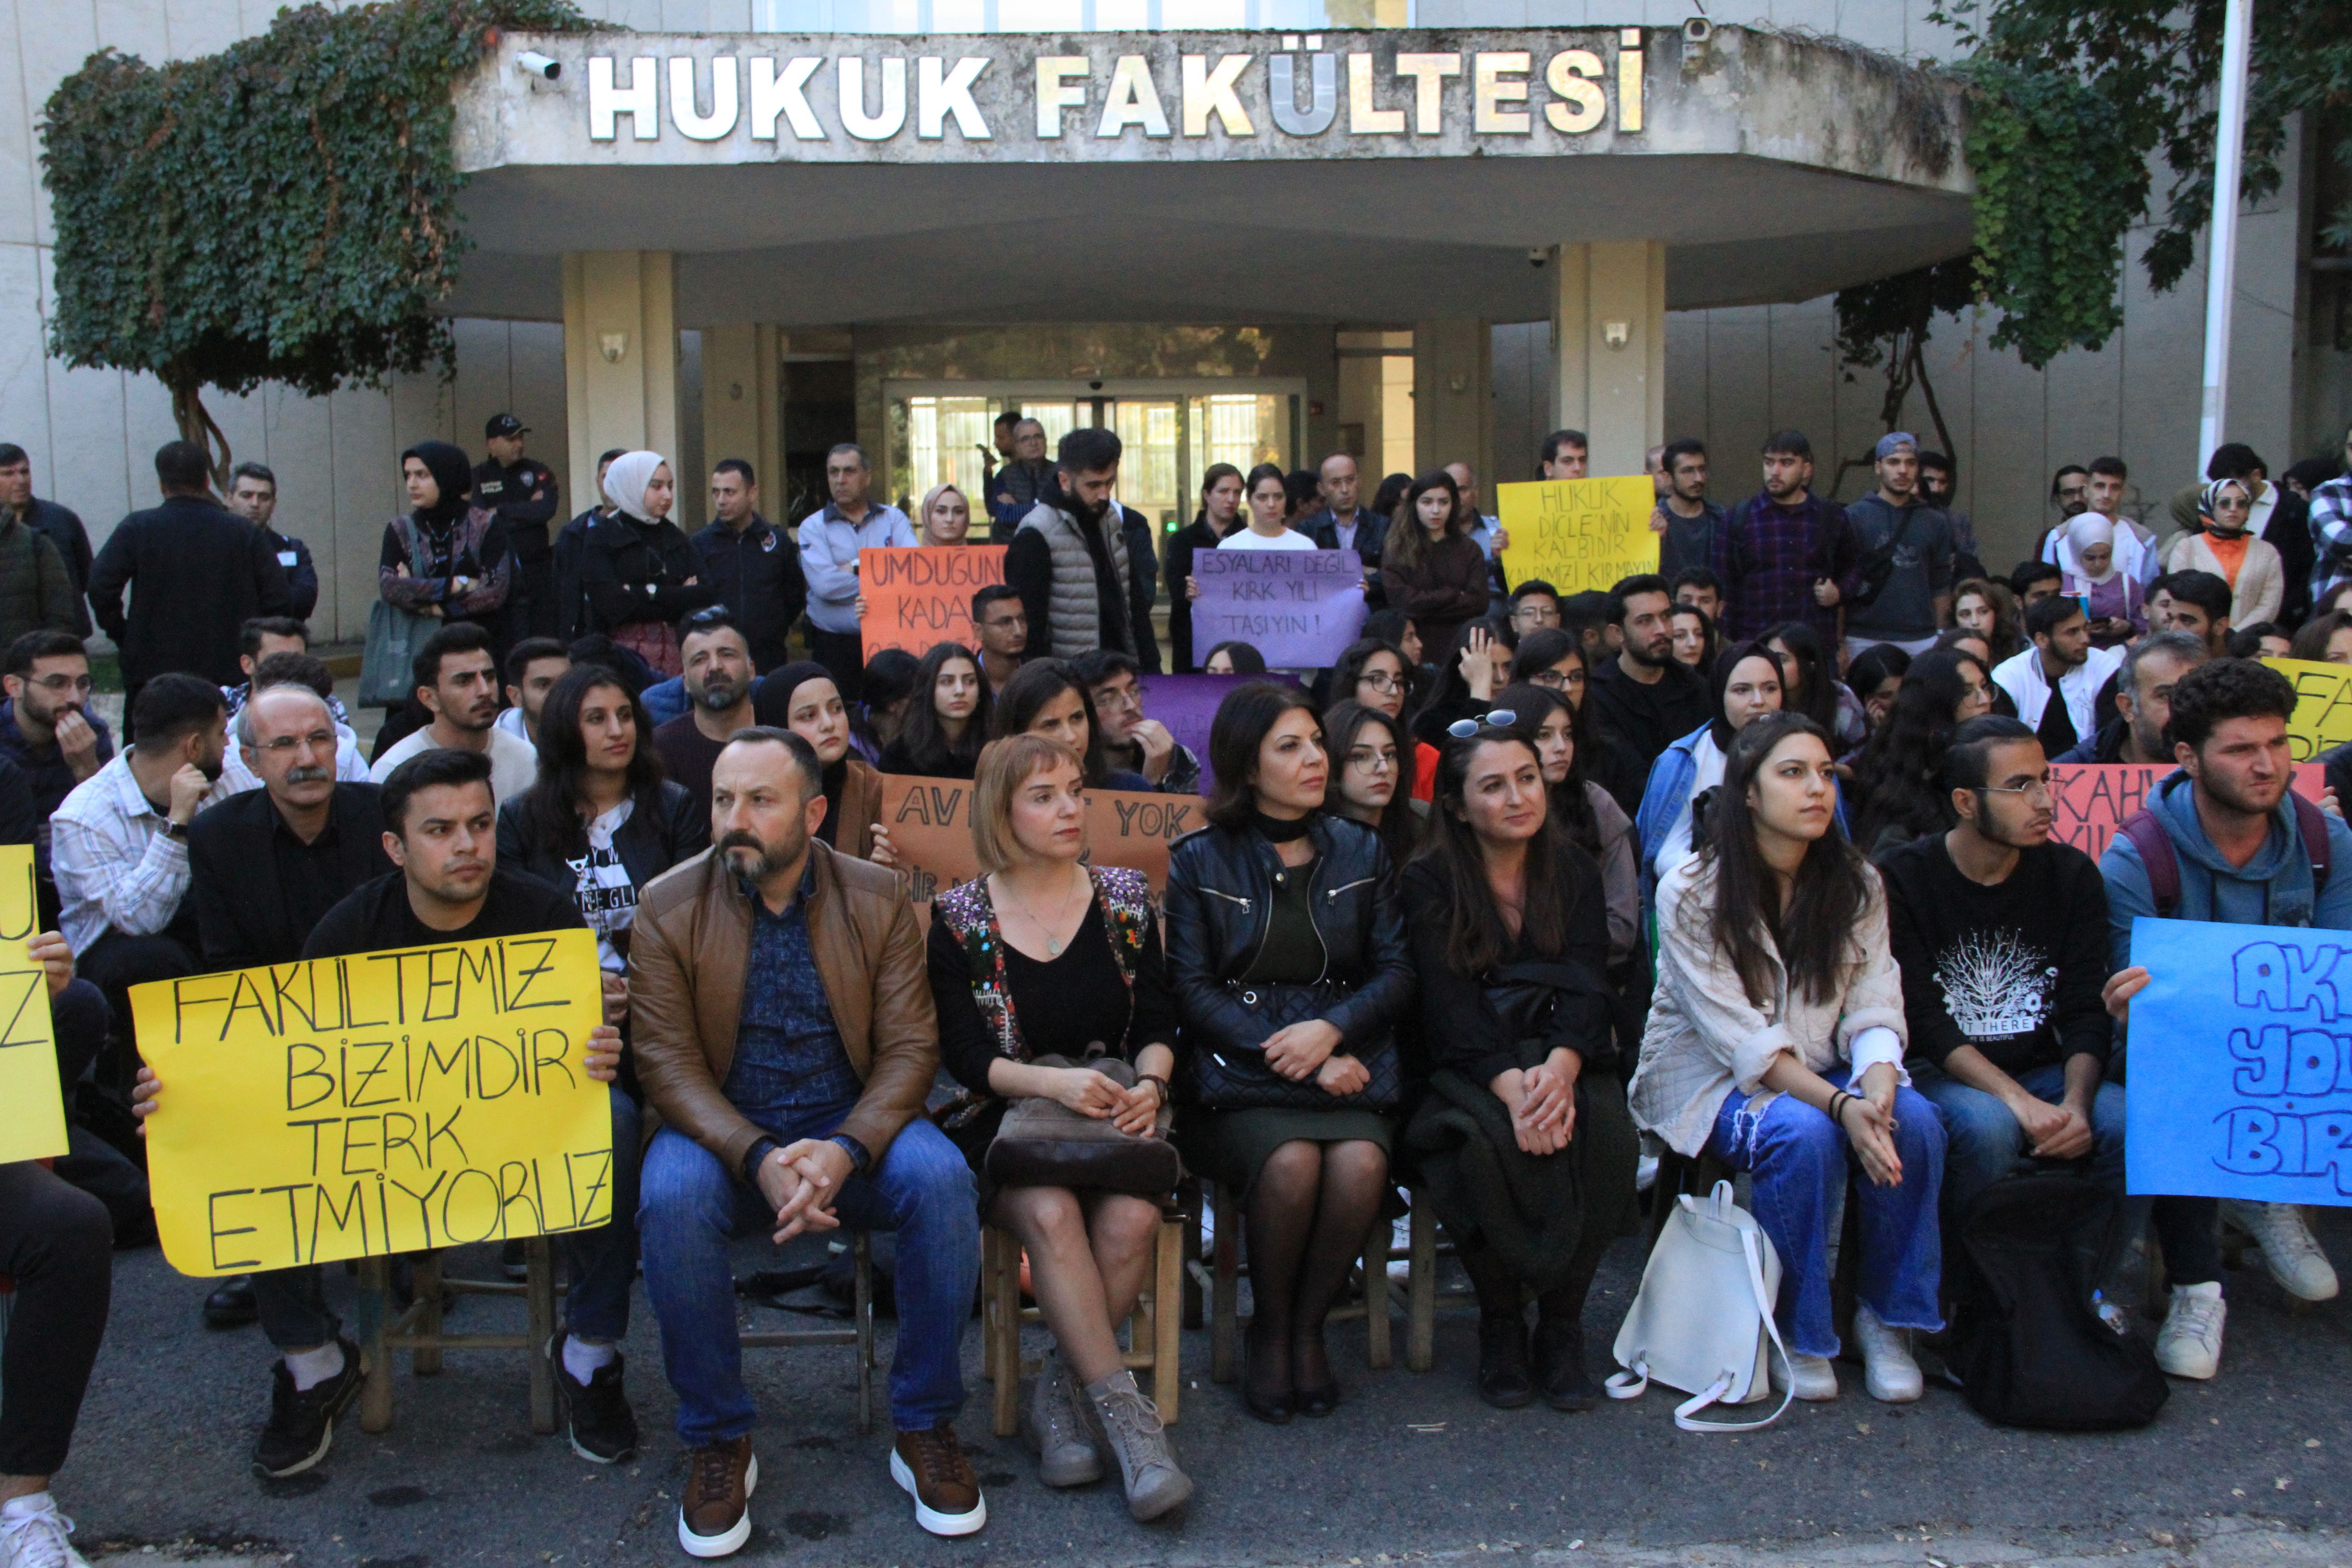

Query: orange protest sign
[[878, 774, 1203, 925], [860, 546, 1006, 659], [2048, 763, 2326, 861]]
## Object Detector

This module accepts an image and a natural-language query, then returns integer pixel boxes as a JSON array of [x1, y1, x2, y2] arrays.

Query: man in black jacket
[[691, 459, 805, 674], [475, 414, 562, 640], [225, 463, 320, 622], [1586, 575, 1710, 813], [88, 441, 291, 729], [1302, 452, 1391, 601], [0, 441, 93, 635], [555, 449, 627, 642]]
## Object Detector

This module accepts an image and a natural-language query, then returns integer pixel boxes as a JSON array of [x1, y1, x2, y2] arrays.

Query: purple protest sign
[[1190, 548, 1367, 668], [1137, 672, 1301, 795]]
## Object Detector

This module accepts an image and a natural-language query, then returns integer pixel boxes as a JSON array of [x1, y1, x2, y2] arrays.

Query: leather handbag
[[984, 1052, 1183, 1197], [1606, 1180, 1794, 1432], [1179, 980, 1401, 1112]]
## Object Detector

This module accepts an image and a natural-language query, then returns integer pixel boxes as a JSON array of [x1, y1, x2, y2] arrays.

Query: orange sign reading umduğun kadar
[[879, 773, 1202, 925], [860, 545, 1006, 659]]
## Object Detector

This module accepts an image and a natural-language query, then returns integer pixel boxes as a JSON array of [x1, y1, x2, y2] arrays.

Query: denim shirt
[[723, 862, 864, 1140]]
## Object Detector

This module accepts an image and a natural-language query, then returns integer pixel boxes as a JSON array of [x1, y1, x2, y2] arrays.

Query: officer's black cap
[[485, 412, 529, 439]]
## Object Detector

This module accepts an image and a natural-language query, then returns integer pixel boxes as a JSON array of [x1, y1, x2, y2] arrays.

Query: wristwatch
[[162, 819, 189, 841]]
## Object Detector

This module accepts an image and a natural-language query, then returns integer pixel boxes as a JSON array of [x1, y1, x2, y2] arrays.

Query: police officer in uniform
[[690, 458, 805, 675], [474, 412, 561, 640]]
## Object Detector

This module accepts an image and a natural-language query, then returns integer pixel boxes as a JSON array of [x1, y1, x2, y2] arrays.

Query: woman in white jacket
[[1628, 711, 1945, 1404]]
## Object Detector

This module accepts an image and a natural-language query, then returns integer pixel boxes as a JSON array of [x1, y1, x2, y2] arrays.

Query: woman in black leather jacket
[[1164, 682, 1415, 1423]]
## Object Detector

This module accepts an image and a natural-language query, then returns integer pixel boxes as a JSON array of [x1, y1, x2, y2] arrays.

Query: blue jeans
[[637, 1118, 979, 1445], [1707, 1067, 1946, 1359], [1911, 1060, 2126, 1220]]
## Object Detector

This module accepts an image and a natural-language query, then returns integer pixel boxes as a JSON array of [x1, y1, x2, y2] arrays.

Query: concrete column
[[1548, 240, 1666, 477], [561, 250, 681, 513], [1412, 318, 1493, 486], [700, 323, 785, 523]]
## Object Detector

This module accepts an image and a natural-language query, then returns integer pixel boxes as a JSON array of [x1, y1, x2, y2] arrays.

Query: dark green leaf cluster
[[39, 0, 590, 400]]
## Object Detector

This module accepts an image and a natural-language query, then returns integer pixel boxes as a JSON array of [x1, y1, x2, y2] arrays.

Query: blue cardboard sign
[[2125, 916, 2352, 1204]]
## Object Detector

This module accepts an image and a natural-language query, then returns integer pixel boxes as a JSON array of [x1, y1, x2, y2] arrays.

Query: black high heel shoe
[[1292, 1327, 1339, 1416], [1242, 1333, 1294, 1425]]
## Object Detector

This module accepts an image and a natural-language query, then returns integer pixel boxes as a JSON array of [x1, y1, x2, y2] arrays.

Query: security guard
[[473, 412, 561, 639]]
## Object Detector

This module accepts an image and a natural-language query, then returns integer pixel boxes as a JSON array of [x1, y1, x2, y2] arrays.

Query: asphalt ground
[[48, 1203, 2352, 1568]]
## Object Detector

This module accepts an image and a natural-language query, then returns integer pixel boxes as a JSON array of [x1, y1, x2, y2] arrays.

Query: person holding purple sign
[[1074, 651, 1201, 795]]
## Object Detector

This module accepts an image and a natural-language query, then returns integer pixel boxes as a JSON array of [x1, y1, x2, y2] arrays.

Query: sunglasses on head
[[1445, 708, 1519, 739]]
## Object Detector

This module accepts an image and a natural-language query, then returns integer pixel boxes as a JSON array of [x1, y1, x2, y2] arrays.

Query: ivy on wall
[[40, 0, 590, 479]]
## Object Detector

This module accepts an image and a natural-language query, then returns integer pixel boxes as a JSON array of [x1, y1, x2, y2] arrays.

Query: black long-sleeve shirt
[[926, 895, 1178, 1093], [583, 514, 717, 633], [88, 495, 292, 686], [1878, 833, 2114, 1074]]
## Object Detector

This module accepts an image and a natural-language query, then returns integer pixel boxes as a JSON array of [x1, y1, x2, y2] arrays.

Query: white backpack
[[1606, 1180, 1793, 1432]]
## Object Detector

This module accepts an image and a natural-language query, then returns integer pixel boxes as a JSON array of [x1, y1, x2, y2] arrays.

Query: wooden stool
[[980, 1212, 1187, 1438], [355, 1241, 559, 1436], [1189, 1179, 1409, 1385], [741, 1232, 879, 1435]]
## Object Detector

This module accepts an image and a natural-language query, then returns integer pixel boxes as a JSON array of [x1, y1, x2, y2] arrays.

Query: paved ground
[[51, 1205, 2352, 1568]]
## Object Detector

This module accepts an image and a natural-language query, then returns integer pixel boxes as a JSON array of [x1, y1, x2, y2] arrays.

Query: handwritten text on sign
[[0, 843, 67, 1163], [1191, 549, 1366, 667], [132, 929, 612, 1278], [880, 774, 1201, 924], [2125, 918, 2352, 1203], [2264, 656, 2352, 763], [860, 545, 1007, 660], [1494, 476, 1659, 597], [2051, 764, 2326, 860]]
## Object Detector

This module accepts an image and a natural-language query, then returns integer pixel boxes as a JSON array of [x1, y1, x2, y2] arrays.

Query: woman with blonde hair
[[926, 734, 1192, 1520]]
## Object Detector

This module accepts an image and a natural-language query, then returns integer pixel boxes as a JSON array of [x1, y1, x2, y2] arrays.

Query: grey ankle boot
[[1028, 1351, 1102, 1487], [1083, 1369, 1194, 1522]]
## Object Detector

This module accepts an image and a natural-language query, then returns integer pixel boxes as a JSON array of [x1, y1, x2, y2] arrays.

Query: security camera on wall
[[516, 51, 562, 87], [1528, 248, 1549, 269]]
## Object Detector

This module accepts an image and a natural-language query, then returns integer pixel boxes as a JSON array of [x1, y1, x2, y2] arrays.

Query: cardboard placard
[[1190, 548, 1366, 667], [0, 843, 68, 1163], [2125, 916, 2352, 1202], [881, 774, 1204, 924], [2050, 763, 2326, 861], [2265, 657, 2352, 763], [1494, 476, 1660, 595], [132, 928, 614, 1278], [859, 545, 1007, 659]]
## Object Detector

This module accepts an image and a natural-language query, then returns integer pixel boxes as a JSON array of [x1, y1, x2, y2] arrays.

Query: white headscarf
[[2064, 513, 2118, 585], [601, 450, 666, 523]]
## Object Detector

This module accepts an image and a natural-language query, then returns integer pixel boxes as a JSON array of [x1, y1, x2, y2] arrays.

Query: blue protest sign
[[2125, 916, 2352, 1204], [1191, 548, 1367, 668]]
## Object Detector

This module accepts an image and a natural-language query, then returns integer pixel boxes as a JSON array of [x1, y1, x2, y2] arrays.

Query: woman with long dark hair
[[1165, 684, 1414, 1422], [1760, 621, 1858, 747], [1631, 713, 1944, 1404], [1201, 641, 1268, 676], [380, 441, 513, 643], [1951, 578, 2023, 666], [1633, 641, 1786, 893], [879, 642, 992, 779], [1495, 684, 1634, 964], [1669, 602, 1720, 674], [1380, 469, 1491, 663], [1322, 700, 1420, 871], [1843, 644, 1911, 742], [989, 659, 1151, 790], [1363, 608, 1426, 671], [1849, 647, 1996, 857], [1504, 631, 1642, 818], [1326, 637, 1413, 725], [851, 647, 921, 764], [750, 662, 894, 862], [1401, 719, 1633, 1411], [1163, 463, 1245, 671]]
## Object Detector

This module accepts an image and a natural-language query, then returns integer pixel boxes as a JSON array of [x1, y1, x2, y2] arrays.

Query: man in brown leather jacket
[[630, 726, 985, 1557]]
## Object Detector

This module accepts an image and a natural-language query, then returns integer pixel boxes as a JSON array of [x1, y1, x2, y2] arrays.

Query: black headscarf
[[753, 660, 848, 845], [401, 441, 475, 526]]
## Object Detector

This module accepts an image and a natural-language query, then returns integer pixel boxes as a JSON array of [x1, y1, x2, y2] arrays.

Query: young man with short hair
[[494, 637, 572, 747], [225, 463, 320, 622], [2010, 559, 2063, 610], [632, 729, 985, 1552], [1713, 429, 1861, 643], [1539, 429, 1587, 481], [692, 457, 805, 675], [1073, 649, 1198, 793], [0, 631, 112, 823], [1005, 428, 1140, 661], [2044, 456, 2154, 584], [0, 440, 93, 633], [2054, 631, 2209, 765], [368, 622, 539, 802], [1586, 574, 1709, 814], [2102, 659, 2351, 1379], [799, 444, 916, 698], [1840, 432, 1957, 662], [1991, 595, 2122, 761], [654, 609, 757, 810], [220, 617, 346, 724], [1648, 438, 1725, 581], [970, 585, 1026, 696], [1505, 579, 1561, 646], [2146, 569, 2233, 657], [1671, 567, 1723, 624]]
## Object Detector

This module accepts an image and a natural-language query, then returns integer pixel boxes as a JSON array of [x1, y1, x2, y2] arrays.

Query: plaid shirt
[[1713, 491, 1859, 643], [51, 749, 230, 955], [2312, 477, 2352, 603]]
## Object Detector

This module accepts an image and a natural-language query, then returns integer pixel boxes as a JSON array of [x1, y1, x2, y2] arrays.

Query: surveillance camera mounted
[[516, 50, 562, 83], [1528, 248, 1549, 268]]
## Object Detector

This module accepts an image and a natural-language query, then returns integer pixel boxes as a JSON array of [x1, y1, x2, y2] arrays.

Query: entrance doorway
[[885, 380, 1306, 534]]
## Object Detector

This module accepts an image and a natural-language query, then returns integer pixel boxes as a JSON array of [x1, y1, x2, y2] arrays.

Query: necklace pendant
[[1048, 937, 1063, 956]]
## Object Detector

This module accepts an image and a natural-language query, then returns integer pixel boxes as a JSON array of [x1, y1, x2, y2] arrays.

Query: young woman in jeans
[[1630, 711, 1945, 1404]]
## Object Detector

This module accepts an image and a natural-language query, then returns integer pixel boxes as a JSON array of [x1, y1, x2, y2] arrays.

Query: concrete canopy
[[446, 23, 1974, 326]]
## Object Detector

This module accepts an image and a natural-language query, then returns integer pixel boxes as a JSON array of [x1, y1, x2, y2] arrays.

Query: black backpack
[[1945, 1171, 2169, 1430]]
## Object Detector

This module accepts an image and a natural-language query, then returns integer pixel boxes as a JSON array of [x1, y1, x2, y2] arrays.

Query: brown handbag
[[984, 1051, 1183, 1197]]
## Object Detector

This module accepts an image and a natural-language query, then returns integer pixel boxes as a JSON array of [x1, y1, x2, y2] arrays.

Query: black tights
[[1455, 1225, 1611, 1333], [1244, 1138, 1387, 1399]]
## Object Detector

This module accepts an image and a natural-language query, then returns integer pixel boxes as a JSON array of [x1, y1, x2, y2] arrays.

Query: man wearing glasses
[[0, 631, 113, 831], [1505, 580, 1561, 647]]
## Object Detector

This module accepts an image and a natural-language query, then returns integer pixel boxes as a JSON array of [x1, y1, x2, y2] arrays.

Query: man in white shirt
[[796, 443, 914, 701], [1990, 596, 2124, 761], [368, 621, 538, 803], [50, 672, 230, 1028]]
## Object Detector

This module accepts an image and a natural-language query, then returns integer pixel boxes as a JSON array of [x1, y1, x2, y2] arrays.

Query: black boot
[[1477, 1313, 1534, 1409], [1533, 1316, 1598, 1412]]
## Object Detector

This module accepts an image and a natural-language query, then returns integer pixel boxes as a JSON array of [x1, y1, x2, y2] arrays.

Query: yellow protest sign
[[132, 928, 612, 1279], [2266, 657, 2352, 762], [0, 843, 68, 1164], [1495, 476, 1660, 596]]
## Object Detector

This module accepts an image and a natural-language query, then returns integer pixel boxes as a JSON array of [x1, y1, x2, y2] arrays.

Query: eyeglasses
[[1345, 748, 1397, 772], [25, 674, 93, 694], [1532, 668, 1587, 690], [253, 730, 338, 755], [1356, 671, 1406, 694], [1984, 778, 2056, 803], [1446, 709, 1518, 738]]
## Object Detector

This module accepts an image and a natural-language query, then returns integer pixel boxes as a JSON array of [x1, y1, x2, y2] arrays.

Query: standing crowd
[[3, 415, 2351, 1566]]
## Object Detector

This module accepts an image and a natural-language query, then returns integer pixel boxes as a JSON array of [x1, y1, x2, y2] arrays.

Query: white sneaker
[[2155, 1282, 2226, 1380], [1851, 1303, 1924, 1402], [2222, 1200, 2340, 1302], [1771, 1350, 1840, 1401], [0, 1494, 90, 1568]]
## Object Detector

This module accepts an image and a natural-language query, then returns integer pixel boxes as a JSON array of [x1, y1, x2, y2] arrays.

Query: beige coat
[[2164, 529, 2284, 628]]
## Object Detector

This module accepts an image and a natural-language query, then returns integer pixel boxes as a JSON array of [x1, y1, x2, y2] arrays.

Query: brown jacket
[[1381, 531, 1493, 657], [629, 838, 939, 1181], [833, 755, 882, 861]]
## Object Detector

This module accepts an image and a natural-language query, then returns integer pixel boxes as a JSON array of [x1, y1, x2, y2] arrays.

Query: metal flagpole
[[2197, 0, 2255, 472]]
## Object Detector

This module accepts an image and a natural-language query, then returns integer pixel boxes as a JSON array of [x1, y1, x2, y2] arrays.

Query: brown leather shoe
[[678, 1436, 757, 1558], [890, 1422, 988, 1537]]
